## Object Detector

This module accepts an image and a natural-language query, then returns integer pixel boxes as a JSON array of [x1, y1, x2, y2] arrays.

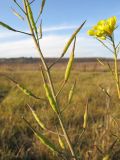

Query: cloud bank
[[0, 24, 114, 58]]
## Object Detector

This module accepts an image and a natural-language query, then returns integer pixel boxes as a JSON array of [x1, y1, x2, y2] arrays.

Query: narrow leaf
[[0, 21, 16, 31], [61, 20, 86, 57]]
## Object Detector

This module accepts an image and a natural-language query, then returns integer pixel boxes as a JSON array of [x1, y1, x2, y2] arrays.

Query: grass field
[[0, 59, 120, 160]]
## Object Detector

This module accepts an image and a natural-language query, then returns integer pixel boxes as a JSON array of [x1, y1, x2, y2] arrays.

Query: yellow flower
[[87, 16, 117, 40]]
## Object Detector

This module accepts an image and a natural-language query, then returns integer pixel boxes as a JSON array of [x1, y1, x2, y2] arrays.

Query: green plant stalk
[[23, 0, 77, 159], [114, 53, 120, 99], [111, 37, 120, 99]]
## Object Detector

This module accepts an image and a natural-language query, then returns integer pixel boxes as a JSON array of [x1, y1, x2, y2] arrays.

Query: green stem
[[114, 53, 120, 98], [23, 1, 77, 159], [111, 37, 120, 99]]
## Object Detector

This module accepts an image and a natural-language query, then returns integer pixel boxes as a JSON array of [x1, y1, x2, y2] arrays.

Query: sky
[[0, 0, 120, 58]]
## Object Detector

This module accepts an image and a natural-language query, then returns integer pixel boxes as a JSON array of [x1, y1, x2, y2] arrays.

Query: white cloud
[[0, 32, 113, 58], [1, 22, 120, 58], [43, 25, 78, 32]]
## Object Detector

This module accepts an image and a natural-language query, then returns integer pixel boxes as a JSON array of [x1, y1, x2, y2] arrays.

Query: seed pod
[[35, 131, 59, 153], [64, 38, 76, 82], [16, 83, 40, 99], [26, 0, 37, 36], [58, 136, 65, 150], [44, 83, 58, 113], [61, 20, 86, 57], [23, 117, 59, 153], [28, 105, 46, 130], [103, 155, 111, 160], [0, 21, 16, 31], [11, 8, 24, 21], [68, 80, 76, 104], [40, 0, 46, 15], [83, 102, 88, 129], [39, 20, 42, 39]]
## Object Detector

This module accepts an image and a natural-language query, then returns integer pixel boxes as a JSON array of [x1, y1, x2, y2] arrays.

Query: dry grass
[[0, 61, 120, 160]]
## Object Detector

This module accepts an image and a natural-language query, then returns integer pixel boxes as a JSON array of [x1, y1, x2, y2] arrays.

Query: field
[[0, 58, 120, 160]]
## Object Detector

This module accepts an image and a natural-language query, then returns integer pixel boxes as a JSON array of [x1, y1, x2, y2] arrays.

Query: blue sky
[[0, 0, 120, 58]]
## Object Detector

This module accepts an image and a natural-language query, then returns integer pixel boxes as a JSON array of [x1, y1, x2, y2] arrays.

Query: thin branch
[[96, 38, 114, 54], [30, 0, 36, 5], [45, 129, 64, 137], [116, 41, 120, 49], [13, 0, 26, 15], [48, 56, 63, 69], [56, 81, 66, 98], [15, 29, 32, 36]]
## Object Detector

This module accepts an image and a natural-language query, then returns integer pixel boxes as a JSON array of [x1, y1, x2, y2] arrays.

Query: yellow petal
[[107, 16, 117, 27], [96, 30, 104, 37], [97, 20, 106, 26], [98, 36, 106, 40], [103, 24, 112, 35], [87, 29, 95, 36], [96, 24, 105, 31]]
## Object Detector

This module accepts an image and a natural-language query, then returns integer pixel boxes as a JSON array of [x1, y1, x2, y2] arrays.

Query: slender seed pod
[[11, 8, 24, 21], [61, 20, 86, 57], [40, 0, 46, 15], [56, 127, 65, 150], [103, 155, 111, 160], [83, 101, 88, 129], [28, 105, 46, 130], [25, 0, 37, 36], [23, 117, 59, 153], [16, 84, 41, 99], [0, 22, 16, 31], [36, 0, 46, 23], [39, 20, 42, 39], [64, 37, 76, 82], [68, 80, 76, 104], [58, 136, 65, 150], [44, 83, 58, 113], [35, 132, 59, 153], [4, 75, 43, 100]]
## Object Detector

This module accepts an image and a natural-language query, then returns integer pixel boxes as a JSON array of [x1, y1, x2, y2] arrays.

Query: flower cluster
[[87, 16, 117, 40]]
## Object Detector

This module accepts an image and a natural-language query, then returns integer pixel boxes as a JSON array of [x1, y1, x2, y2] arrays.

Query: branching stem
[[23, 0, 77, 159]]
